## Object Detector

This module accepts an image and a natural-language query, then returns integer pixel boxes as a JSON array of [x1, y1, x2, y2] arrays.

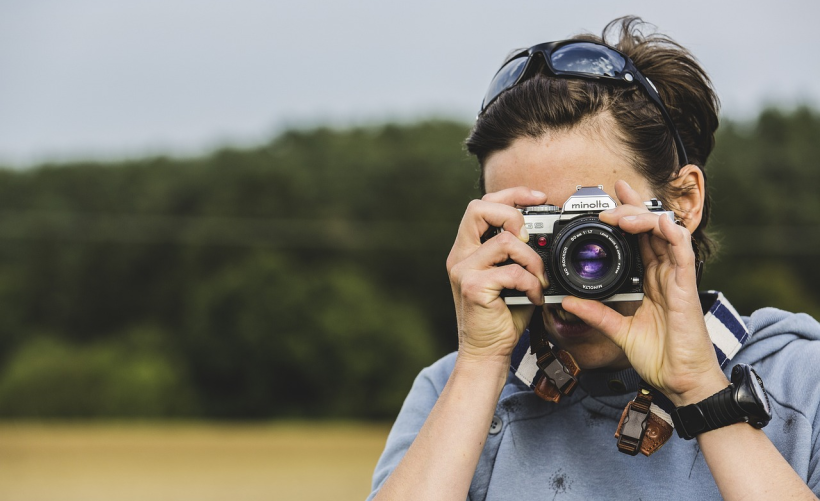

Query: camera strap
[[509, 291, 749, 457], [529, 318, 580, 403]]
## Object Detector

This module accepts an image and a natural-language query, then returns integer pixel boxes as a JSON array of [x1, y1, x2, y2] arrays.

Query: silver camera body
[[494, 185, 674, 305]]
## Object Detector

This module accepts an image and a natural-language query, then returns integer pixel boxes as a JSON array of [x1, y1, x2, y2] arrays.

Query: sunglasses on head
[[480, 40, 689, 167]]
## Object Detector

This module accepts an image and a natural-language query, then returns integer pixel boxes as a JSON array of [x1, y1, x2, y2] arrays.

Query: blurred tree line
[[0, 108, 817, 420]]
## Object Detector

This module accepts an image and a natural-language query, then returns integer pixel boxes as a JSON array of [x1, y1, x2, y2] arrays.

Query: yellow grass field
[[0, 422, 391, 501]]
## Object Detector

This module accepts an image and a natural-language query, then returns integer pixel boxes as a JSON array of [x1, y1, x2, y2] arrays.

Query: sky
[[1, 0, 819, 166]]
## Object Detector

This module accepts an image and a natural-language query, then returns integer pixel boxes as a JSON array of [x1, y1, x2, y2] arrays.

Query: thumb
[[511, 304, 537, 335], [562, 296, 628, 348]]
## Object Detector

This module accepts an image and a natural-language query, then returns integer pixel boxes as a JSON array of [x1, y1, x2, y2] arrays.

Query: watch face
[[752, 371, 771, 415], [735, 365, 773, 428]]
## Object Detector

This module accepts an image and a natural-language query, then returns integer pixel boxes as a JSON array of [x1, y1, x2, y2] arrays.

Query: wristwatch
[[671, 364, 772, 440]]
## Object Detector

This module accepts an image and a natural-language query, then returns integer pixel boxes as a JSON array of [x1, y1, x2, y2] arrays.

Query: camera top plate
[[562, 186, 617, 213]]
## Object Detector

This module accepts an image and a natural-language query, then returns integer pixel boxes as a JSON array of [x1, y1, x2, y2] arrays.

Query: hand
[[562, 180, 728, 405], [446, 187, 549, 364]]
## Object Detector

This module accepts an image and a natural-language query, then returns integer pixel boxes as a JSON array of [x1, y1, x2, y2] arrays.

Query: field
[[0, 422, 391, 501]]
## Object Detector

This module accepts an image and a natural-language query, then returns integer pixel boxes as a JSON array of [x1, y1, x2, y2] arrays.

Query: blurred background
[[1, 1, 819, 500]]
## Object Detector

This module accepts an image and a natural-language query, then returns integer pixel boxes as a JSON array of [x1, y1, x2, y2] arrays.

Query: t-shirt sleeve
[[366, 352, 457, 501]]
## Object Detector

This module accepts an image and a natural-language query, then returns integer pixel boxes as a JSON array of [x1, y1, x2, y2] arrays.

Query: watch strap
[[700, 383, 746, 429], [671, 384, 746, 439]]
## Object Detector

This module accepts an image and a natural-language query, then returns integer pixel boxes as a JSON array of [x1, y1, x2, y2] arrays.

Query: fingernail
[[519, 225, 529, 242], [542, 273, 549, 289], [601, 208, 615, 214], [531, 190, 546, 198], [623, 215, 637, 221]]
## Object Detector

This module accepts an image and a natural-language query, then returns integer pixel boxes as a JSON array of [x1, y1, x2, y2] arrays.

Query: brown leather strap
[[532, 349, 580, 403], [614, 389, 653, 456], [614, 389, 674, 456], [529, 311, 580, 404], [554, 349, 580, 378], [534, 372, 563, 403], [526, 310, 675, 456], [641, 412, 674, 456]]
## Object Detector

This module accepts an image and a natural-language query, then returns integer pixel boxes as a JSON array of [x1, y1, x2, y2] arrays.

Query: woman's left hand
[[562, 180, 728, 406]]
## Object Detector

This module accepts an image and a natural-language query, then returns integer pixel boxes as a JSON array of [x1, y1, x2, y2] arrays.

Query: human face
[[484, 125, 654, 371]]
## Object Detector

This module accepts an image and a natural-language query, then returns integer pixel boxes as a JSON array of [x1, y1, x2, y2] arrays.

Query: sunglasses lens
[[550, 42, 625, 77], [482, 56, 528, 110]]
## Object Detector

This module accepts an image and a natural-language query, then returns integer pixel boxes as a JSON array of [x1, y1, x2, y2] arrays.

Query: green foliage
[[703, 106, 820, 318], [184, 254, 435, 418], [0, 327, 197, 417], [0, 111, 816, 418], [0, 120, 472, 419]]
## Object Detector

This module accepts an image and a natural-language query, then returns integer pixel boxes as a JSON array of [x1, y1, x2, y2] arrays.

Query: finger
[[610, 212, 679, 267], [638, 234, 665, 301], [599, 179, 651, 226], [467, 230, 548, 288], [561, 296, 628, 348], [598, 203, 648, 226], [658, 213, 698, 285], [648, 215, 690, 268], [648, 232, 676, 266], [464, 189, 546, 241], [614, 180, 645, 207], [511, 304, 538, 335], [657, 208, 691, 251], [449, 189, 549, 270], [459, 264, 544, 306], [638, 233, 659, 268], [482, 186, 547, 207], [616, 212, 671, 238], [448, 200, 529, 269]]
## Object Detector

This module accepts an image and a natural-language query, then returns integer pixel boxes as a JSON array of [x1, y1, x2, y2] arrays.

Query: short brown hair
[[465, 16, 720, 260]]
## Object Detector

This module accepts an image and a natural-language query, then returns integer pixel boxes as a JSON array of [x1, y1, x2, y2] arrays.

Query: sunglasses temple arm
[[634, 72, 689, 167]]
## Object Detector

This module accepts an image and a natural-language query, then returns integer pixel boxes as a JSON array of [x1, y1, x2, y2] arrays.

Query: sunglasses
[[480, 40, 689, 167]]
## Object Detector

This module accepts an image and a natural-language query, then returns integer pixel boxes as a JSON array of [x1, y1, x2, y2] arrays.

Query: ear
[[669, 165, 705, 233]]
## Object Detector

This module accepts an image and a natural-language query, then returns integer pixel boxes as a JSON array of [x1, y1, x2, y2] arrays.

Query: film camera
[[489, 185, 674, 305]]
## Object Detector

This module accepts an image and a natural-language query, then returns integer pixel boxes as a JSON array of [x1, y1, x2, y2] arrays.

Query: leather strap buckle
[[537, 350, 578, 395], [528, 312, 581, 404], [533, 348, 580, 403], [615, 389, 653, 456]]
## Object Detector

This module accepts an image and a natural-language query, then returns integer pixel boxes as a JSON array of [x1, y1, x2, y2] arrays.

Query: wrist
[[667, 369, 730, 407], [453, 351, 510, 395]]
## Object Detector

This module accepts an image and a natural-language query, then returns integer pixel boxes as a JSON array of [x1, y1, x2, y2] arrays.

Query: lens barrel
[[550, 217, 632, 300]]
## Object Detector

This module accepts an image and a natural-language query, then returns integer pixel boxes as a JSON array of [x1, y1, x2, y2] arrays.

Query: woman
[[369, 17, 820, 500]]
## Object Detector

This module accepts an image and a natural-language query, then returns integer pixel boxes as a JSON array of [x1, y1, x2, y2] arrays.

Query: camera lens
[[550, 217, 632, 300], [571, 241, 613, 280]]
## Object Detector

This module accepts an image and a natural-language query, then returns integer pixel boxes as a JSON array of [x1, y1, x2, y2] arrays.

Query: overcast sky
[[1, 0, 819, 166]]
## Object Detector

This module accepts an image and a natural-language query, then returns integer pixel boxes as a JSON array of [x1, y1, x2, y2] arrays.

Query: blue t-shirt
[[369, 303, 820, 500]]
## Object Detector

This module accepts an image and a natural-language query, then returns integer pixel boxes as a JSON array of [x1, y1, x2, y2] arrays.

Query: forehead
[[483, 130, 653, 205]]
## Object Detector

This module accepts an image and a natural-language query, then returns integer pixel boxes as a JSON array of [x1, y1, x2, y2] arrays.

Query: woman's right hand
[[446, 187, 549, 364], [374, 187, 551, 501]]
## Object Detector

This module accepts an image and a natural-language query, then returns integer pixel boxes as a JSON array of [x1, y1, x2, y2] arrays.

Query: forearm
[[699, 423, 817, 500], [374, 355, 508, 501], [667, 370, 816, 500]]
